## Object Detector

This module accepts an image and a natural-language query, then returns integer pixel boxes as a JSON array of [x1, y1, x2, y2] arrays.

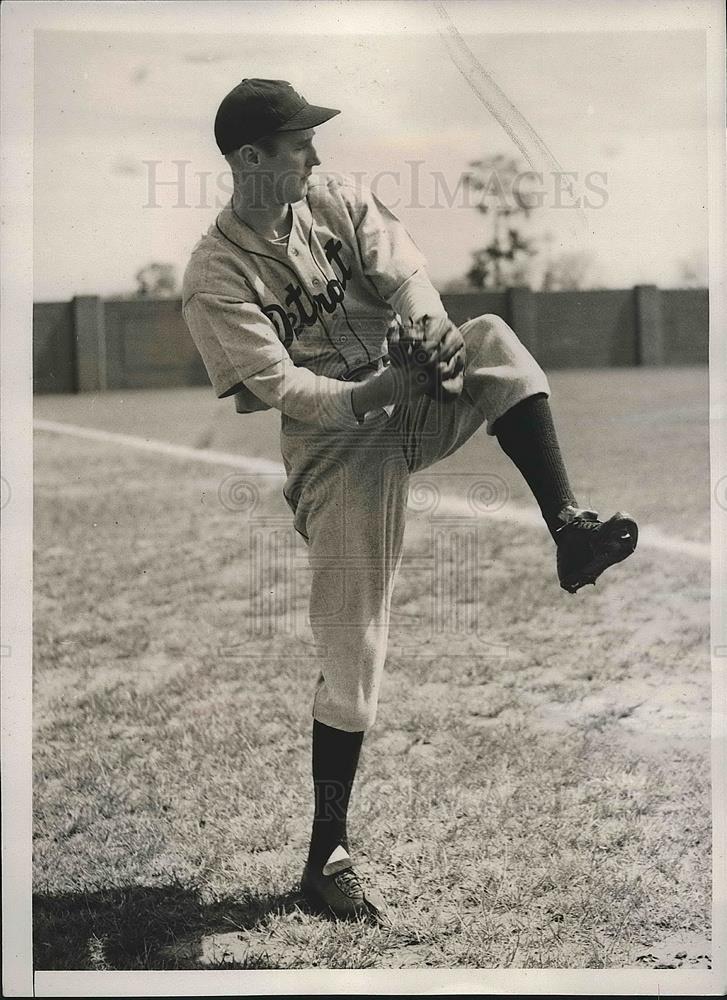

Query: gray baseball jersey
[[182, 174, 445, 425]]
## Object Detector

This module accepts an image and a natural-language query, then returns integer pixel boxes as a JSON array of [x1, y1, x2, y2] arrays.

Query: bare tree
[[135, 262, 178, 298], [463, 154, 538, 290], [541, 249, 596, 291], [675, 250, 707, 288]]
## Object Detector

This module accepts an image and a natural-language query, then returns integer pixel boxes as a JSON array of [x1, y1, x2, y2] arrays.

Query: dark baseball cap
[[214, 78, 340, 154]]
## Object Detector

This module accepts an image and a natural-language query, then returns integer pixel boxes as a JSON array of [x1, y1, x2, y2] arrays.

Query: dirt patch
[[632, 930, 711, 969], [163, 928, 294, 967]]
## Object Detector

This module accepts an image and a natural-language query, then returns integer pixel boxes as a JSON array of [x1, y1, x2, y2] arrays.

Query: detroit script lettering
[[261, 238, 353, 348]]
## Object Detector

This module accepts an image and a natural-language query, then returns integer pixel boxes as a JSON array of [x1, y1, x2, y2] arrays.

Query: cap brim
[[275, 103, 340, 132]]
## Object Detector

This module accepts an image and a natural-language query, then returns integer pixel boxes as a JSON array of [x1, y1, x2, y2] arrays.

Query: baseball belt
[[339, 356, 389, 382]]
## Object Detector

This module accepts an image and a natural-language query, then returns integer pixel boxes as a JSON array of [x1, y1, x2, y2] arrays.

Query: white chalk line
[[34, 418, 711, 563], [33, 418, 285, 476]]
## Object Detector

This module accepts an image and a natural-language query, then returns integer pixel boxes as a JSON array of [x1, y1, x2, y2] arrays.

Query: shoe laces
[[556, 508, 600, 535], [334, 866, 364, 898], [566, 516, 601, 532]]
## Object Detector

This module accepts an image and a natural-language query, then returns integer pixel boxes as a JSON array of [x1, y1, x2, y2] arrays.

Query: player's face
[[262, 128, 321, 204]]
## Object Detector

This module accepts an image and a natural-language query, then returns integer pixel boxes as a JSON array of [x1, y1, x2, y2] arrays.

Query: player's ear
[[230, 145, 261, 170]]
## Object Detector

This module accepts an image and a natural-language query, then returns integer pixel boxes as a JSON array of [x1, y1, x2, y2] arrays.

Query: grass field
[[32, 367, 712, 971]]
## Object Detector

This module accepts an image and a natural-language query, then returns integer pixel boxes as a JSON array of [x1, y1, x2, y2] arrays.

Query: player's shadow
[[33, 882, 311, 971]]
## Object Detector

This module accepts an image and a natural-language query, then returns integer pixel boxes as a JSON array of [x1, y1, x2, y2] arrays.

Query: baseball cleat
[[555, 504, 638, 594], [300, 846, 391, 926]]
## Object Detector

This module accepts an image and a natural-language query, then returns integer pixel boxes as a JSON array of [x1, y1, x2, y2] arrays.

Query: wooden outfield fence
[[33, 286, 708, 394]]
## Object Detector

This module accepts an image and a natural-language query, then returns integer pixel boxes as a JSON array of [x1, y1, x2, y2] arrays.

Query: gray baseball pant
[[280, 313, 550, 732]]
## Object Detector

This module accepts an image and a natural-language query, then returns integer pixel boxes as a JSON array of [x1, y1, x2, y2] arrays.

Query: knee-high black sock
[[493, 392, 577, 540], [307, 720, 364, 870]]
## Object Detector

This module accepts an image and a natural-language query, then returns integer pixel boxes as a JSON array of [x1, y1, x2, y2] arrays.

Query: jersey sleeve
[[183, 292, 286, 395], [387, 270, 448, 326], [348, 183, 430, 301], [183, 291, 361, 428]]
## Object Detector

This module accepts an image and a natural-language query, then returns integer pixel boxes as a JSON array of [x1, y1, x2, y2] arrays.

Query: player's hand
[[387, 315, 466, 403], [429, 345, 465, 402], [412, 314, 465, 366], [418, 316, 466, 401]]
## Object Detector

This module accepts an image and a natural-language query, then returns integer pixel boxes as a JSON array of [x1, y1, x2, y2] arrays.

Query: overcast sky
[[33, 5, 709, 300]]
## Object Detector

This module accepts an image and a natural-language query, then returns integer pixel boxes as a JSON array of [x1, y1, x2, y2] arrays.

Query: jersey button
[[312, 277, 320, 286], [290, 248, 299, 256], [339, 335, 348, 343]]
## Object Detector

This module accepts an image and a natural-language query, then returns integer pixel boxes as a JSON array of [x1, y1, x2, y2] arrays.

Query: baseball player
[[183, 79, 638, 925]]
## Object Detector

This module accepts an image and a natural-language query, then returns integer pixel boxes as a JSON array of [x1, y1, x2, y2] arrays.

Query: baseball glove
[[387, 314, 466, 402]]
